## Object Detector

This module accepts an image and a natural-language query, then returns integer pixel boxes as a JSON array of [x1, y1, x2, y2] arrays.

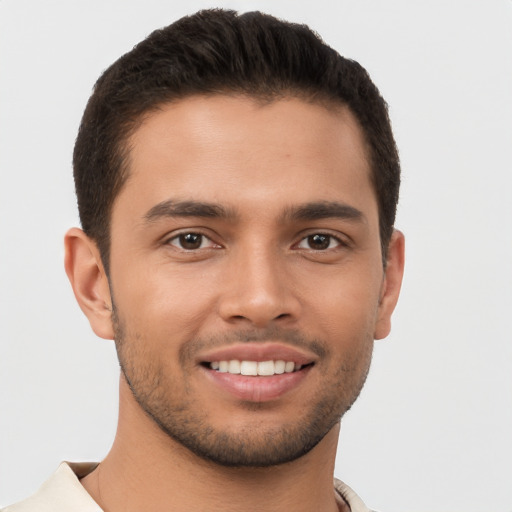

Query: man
[[3, 9, 404, 512]]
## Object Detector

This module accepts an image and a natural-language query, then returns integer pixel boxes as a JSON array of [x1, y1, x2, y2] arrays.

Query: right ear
[[64, 227, 114, 340]]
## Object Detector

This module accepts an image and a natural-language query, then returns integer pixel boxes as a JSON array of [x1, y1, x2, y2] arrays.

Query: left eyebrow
[[281, 201, 366, 223], [144, 199, 236, 223]]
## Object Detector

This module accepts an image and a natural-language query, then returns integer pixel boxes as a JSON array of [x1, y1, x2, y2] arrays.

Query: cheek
[[112, 265, 217, 343], [303, 265, 382, 338]]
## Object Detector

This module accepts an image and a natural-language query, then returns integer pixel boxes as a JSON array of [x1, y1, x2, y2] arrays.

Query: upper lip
[[197, 342, 317, 366]]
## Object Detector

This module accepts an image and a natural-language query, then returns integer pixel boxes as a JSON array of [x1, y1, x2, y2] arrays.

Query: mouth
[[197, 344, 317, 402], [203, 360, 313, 376]]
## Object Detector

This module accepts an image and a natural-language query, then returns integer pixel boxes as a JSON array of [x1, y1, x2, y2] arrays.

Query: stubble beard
[[112, 310, 373, 468]]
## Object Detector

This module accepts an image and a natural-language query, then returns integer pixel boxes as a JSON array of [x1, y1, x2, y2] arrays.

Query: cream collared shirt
[[2, 462, 374, 512]]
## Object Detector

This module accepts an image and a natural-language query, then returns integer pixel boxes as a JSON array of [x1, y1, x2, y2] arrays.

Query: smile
[[198, 343, 317, 400], [208, 360, 305, 376]]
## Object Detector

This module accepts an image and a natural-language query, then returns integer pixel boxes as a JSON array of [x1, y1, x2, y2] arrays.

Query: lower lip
[[202, 366, 312, 402]]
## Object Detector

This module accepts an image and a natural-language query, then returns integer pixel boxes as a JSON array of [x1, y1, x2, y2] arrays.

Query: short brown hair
[[73, 9, 400, 271]]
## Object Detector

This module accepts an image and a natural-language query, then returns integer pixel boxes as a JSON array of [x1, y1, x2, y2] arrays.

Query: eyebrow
[[144, 199, 236, 223], [282, 201, 365, 223], [143, 199, 365, 225]]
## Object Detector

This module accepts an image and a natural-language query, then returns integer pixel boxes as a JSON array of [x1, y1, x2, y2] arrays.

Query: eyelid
[[163, 229, 222, 250], [293, 231, 351, 250]]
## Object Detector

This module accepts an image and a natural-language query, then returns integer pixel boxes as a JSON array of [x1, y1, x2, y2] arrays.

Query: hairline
[[98, 90, 387, 275]]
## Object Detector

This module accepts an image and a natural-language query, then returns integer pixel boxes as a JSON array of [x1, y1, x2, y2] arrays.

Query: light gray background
[[1, 1, 511, 511]]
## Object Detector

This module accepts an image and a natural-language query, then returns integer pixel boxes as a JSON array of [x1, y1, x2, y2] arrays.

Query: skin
[[65, 95, 404, 512]]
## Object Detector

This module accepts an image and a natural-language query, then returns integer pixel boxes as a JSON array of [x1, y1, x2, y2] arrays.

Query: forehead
[[117, 94, 376, 221]]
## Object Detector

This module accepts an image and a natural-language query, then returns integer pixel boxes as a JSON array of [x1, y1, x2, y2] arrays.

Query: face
[[105, 95, 398, 466]]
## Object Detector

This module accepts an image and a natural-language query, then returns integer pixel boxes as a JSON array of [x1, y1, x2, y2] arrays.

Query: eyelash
[[166, 232, 219, 251], [295, 233, 347, 251], [165, 231, 348, 252]]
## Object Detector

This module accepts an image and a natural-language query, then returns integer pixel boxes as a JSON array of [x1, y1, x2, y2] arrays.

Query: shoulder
[[1, 462, 101, 512]]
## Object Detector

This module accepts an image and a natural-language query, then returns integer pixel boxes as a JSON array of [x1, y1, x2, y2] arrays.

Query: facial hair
[[112, 309, 373, 468]]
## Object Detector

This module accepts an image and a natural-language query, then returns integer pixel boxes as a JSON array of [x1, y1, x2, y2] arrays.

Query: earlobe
[[374, 229, 405, 340], [64, 227, 114, 340]]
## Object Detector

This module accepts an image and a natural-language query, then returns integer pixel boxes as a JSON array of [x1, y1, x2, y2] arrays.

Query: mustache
[[179, 326, 328, 363]]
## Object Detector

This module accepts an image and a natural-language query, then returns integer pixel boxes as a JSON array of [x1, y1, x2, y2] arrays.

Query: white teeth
[[209, 359, 304, 376], [228, 360, 241, 374], [274, 360, 285, 374], [257, 360, 274, 376], [240, 361, 258, 376]]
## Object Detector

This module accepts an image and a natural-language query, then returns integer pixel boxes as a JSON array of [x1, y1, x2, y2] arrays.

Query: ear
[[64, 227, 114, 340], [374, 229, 405, 340]]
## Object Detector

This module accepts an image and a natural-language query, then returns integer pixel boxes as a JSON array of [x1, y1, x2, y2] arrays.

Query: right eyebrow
[[143, 199, 236, 223], [282, 201, 366, 223]]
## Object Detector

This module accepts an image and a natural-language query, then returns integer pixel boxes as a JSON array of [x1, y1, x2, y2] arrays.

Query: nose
[[218, 246, 301, 328]]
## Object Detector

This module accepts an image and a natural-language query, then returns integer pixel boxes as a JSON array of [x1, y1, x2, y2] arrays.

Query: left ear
[[374, 229, 405, 340], [64, 227, 115, 340]]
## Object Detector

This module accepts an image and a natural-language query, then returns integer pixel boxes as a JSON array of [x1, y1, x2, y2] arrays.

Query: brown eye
[[297, 233, 341, 251], [307, 234, 330, 250], [179, 233, 203, 249], [168, 232, 211, 250]]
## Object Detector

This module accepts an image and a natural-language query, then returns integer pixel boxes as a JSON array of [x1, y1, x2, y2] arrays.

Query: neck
[[81, 376, 347, 512]]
